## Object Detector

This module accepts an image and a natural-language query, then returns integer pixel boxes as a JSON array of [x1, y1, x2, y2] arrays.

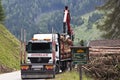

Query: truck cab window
[[27, 42, 52, 53]]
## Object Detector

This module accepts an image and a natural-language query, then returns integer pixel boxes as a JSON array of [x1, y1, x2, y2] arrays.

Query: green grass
[[0, 24, 20, 71], [49, 70, 92, 80]]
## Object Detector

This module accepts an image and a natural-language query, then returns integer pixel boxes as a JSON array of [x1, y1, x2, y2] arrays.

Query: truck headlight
[[45, 65, 54, 70], [21, 65, 29, 70]]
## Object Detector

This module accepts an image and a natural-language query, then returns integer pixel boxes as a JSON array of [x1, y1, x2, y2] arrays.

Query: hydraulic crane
[[63, 6, 73, 38]]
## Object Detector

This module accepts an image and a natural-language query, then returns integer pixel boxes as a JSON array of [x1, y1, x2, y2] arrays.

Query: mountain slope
[[74, 10, 104, 45], [1, 0, 104, 40], [0, 24, 20, 73]]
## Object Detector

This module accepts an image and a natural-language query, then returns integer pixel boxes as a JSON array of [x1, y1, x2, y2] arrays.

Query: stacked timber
[[85, 39, 120, 79], [83, 54, 120, 80], [90, 46, 120, 55], [60, 35, 73, 59]]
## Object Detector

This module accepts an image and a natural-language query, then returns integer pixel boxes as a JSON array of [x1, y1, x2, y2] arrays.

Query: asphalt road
[[0, 71, 45, 80]]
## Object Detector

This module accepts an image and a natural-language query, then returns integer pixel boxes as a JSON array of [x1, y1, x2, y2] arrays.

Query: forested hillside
[[2, 0, 104, 40], [97, 0, 120, 39], [74, 10, 103, 44]]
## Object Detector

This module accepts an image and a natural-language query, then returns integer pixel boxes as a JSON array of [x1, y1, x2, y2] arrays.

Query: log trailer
[[20, 6, 74, 79]]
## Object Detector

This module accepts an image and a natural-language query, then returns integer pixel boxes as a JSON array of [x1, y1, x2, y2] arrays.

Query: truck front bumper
[[21, 70, 55, 79], [21, 63, 55, 79]]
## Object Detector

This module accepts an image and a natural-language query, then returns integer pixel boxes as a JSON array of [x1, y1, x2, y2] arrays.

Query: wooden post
[[20, 28, 23, 64], [24, 29, 26, 63], [79, 65, 82, 80]]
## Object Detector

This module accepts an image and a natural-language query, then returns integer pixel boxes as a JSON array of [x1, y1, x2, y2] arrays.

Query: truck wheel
[[61, 66, 66, 72], [53, 73, 55, 78], [67, 62, 72, 71], [21, 78, 25, 80], [55, 64, 59, 74], [61, 62, 67, 72]]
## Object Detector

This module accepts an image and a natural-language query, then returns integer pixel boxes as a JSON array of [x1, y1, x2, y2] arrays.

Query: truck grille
[[28, 57, 51, 63]]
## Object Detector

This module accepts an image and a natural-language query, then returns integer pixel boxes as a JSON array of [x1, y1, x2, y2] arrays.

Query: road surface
[[0, 71, 45, 80]]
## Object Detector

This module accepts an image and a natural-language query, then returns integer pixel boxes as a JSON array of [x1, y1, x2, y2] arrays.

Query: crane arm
[[63, 6, 72, 36]]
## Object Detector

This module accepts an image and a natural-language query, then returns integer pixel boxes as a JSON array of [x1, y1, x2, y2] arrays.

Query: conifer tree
[[0, 0, 5, 23], [97, 0, 120, 39]]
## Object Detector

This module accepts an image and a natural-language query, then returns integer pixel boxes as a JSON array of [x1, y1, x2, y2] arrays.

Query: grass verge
[[0, 24, 20, 73], [48, 70, 92, 80]]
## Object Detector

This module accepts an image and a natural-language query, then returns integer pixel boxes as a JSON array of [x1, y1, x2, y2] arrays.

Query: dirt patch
[[0, 64, 13, 74]]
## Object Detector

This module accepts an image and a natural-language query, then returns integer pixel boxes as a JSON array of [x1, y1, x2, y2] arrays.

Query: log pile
[[60, 35, 73, 59], [83, 54, 120, 80], [89, 46, 120, 55]]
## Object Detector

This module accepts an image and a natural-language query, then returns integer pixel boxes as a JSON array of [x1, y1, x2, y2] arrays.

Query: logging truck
[[20, 6, 74, 79]]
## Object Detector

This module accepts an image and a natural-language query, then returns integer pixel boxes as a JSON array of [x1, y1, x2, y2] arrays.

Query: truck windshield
[[27, 42, 52, 53]]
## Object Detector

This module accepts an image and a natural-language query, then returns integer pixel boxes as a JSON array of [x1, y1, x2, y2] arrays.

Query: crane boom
[[63, 6, 72, 37]]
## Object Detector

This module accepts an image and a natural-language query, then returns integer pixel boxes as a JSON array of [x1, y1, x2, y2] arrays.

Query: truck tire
[[61, 66, 66, 72], [21, 77, 24, 80], [53, 73, 55, 78], [67, 61, 72, 71], [61, 62, 67, 72], [55, 64, 60, 74]]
